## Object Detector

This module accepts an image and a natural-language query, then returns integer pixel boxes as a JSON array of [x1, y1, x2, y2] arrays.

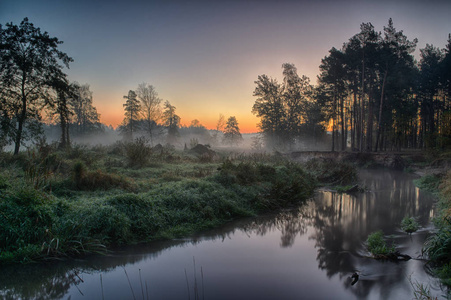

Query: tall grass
[[423, 170, 451, 285], [0, 144, 321, 263], [366, 231, 397, 258]]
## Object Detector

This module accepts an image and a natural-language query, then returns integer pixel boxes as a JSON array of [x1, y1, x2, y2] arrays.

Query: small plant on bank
[[366, 231, 397, 258], [401, 216, 420, 234]]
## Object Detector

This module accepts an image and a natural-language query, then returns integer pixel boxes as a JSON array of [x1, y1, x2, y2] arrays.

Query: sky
[[1, 0, 451, 133]]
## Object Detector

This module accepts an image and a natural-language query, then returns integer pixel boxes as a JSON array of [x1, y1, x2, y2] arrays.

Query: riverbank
[[0, 167, 439, 300], [417, 167, 451, 286], [4, 142, 357, 264]]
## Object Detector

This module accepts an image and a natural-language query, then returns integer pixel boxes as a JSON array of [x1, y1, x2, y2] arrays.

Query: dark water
[[0, 169, 445, 299]]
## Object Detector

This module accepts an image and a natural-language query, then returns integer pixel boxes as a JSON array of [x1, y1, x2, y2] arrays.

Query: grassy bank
[[420, 169, 451, 286], [0, 142, 337, 263]]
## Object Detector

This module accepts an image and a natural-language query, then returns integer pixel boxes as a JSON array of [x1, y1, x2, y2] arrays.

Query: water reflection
[[0, 169, 442, 299]]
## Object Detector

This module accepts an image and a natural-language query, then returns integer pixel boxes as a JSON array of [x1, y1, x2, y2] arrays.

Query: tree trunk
[[375, 68, 388, 152], [367, 92, 374, 152], [360, 57, 365, 152], [14, 78, 28, 155], [340, 95, 345, 151]]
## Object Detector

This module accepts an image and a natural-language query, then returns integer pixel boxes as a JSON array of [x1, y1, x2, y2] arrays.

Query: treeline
[[118, 86, 244, 147], [0, 18, 244, 153], [253, 19, 451, 151]]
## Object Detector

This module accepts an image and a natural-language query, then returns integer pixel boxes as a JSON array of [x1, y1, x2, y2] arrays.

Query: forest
[[253, 19, 451, 152], [0, 18, 450, 153]]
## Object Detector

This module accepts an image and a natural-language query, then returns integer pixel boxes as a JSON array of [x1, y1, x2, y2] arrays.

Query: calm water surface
[[0, 169, 446, 299]]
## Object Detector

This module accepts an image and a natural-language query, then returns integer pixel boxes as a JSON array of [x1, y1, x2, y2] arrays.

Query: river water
[[0, 169, 446, 299]]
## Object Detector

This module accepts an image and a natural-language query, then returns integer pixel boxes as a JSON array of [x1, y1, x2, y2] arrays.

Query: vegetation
[[0, 143, 321, 264], [304, 158, 357, 186], [423, 170, 451, 286], [366, 231, 397, 258], [0, 18, 73, 154], [252, 19, 451, 151], [401, 217, 420, 234], [223, 116, 243, 146]]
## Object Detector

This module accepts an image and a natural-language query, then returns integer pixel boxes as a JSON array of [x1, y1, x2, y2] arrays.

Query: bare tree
[[212, 113, 225, 145], [136, 83, 161, 146]]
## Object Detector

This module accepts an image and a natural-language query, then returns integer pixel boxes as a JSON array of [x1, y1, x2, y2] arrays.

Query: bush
[[366, 231, 396, 258], [414, 174, 442, 193], [124, 137, 152, 167], [304, 158, 357, 185], [401, 216, 420, 234]]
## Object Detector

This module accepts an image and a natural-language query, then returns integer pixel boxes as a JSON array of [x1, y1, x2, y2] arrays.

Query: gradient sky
[[1, 0, 451, 133]]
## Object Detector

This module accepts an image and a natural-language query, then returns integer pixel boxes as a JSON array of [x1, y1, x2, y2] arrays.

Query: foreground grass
[[422, 169, 451, 286], [0, 142, 329, 263], [366, 231, 397, 259]]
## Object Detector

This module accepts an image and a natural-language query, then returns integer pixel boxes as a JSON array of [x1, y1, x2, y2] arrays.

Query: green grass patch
[[422, 170, 451, 286], [401, 216, 420, 234], [0, 144, 319, 264], [366, 231, 397, 258]]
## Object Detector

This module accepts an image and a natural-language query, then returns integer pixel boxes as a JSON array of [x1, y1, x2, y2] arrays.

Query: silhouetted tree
[[212, 113, 225, 145], [136, 82, 161, 146], [50, 78, 73, 148], [318, 48, 348, 151], [223, 116, 243, 146], [121, 90, 140, 141], [253, 64, 318, 149], [0, 18, 72, 154], [374, 19, 417, 151], [252, 74, 286, 147], [71, 83, 101, 136], [282, 63, 314, 147], [162, 100, 180, 144]]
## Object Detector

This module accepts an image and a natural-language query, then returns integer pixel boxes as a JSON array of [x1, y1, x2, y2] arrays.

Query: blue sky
[[1, 0, 450, 131]]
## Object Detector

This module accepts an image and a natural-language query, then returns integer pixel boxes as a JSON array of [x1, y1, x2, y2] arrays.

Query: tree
[[190, 119, 201, 127], [212, 113, 225, 145], [0, 18, 73, 154], [121, 90, 140, 141], [318, 48, 348, 151], [252, 74, 285, 147], [374, 18, 417, 151], [223, 116, 243, 146], [162, 100, 180, 144], [136, 83, 161, 146], [71, 83, 101, 136], [253, 64, 316, 149], [50, 78, 73, 148]]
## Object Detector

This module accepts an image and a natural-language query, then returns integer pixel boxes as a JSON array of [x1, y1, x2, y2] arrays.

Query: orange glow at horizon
[[97, 103, 260, 134]]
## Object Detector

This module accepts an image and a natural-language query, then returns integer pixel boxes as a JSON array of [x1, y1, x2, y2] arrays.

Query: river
[[0, 169, 445, 299]]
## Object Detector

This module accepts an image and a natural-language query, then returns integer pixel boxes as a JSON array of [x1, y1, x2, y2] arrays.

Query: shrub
[[70, 159, 133, 191], [305, 158, 357, 185], [367, 231, 396, 258], [414, 174, 442, 193], [401, 216, 420, 234], [124, 137, 152, 167]]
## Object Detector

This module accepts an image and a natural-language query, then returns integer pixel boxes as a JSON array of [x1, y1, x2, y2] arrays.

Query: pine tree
[[121, 90, 141, 141]]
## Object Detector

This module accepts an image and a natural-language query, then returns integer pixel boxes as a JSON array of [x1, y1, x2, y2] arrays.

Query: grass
[[366, 231, 397, 259], [409, 276, 438, 300], [0, 142, 323, 263], [422, 169, 451, 286], [401, 216, 420, 234]]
